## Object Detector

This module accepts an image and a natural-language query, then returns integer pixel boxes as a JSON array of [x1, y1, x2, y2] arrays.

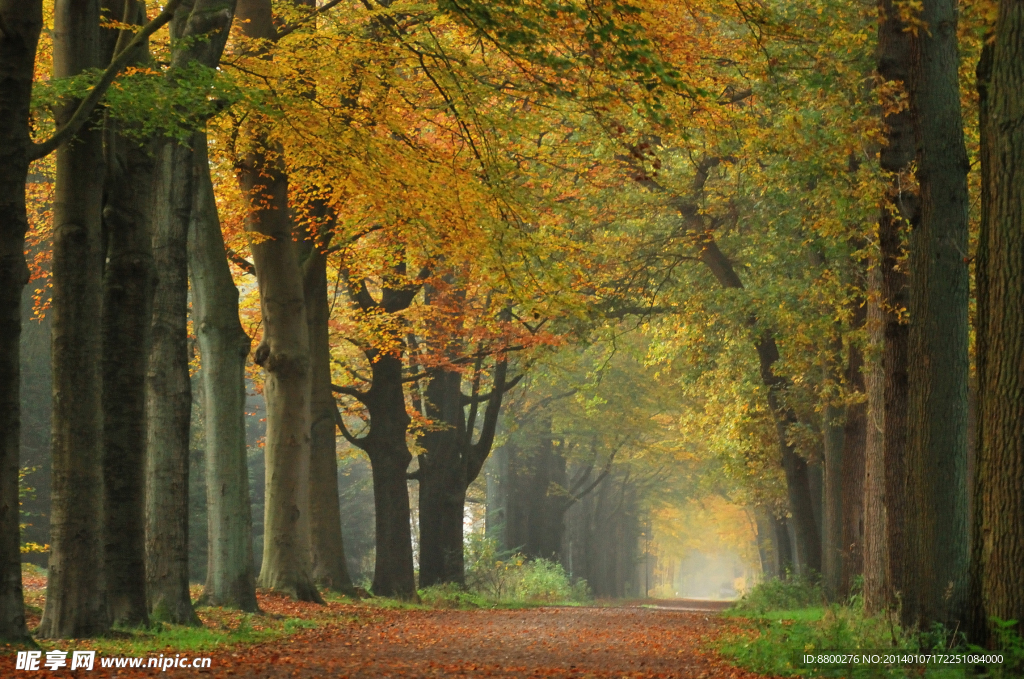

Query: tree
[[101, 0, 155, 628], [190, 130, 258, 612], [903, 0, 971, 630], [971, 0, 1024, 644], [416, 352, 516, 586], [875, 0, 916, 616], [302, 227, 357, 597], [334, 264, 427, 599], [39, 0, 109, 639], [0, 0, 43, 643]]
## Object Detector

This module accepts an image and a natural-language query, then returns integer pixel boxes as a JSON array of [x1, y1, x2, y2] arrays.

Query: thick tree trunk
[[303, 248, 356, 596], [877, 0, 915, 617], [770, 401, 822, 576], [418, 369, 468, 587], [239, 151, 321, 603], [146, 138, 199, 625], [971, 6, 1024, 643], [418, 353, 512, 587], [38, 0, 109, 639], [862, 265, 887, 613], [146, 0, 238, 625], [235, 0, 321, 603], [0, 0, 43, 642], [101, 124, 156, 629], [99, 0, 153, 628], [361, 353, 416, 598], [903, 0, 971, 629], [189, 132, 258, 612]]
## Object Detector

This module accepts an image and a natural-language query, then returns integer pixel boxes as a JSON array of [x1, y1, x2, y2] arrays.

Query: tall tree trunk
[[39, 0, 109, 639], [102, 121, 156, 629], [418, 369, 468, 587], [904, 0, 971, 629], [971, 5, 1024, 643], [347, 351, 417, 598], [822, 389, 845, 600], [145, 0, 238, 623], [100, 0, 153, 628], [753, 506, 779, 580], [189, 132, 258, 612], [862, 264, 887, 613], [303, 247, 356, 596], [334, 270, 426, 599], [877, 0, 915, 618], [841, 313, 867, 596], [418, 350, 513, 587], [774, 513, 795, 577], [235, 0, 321, 603], [240, 147, 321, 603], [0, 0, 43, 643], [146, 136, 198, 625]]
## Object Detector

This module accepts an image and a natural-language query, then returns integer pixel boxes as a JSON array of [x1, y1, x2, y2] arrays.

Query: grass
[[5, 566, 365, 659], [10, 558, 589, 658], [718, 578, 1024, 679]]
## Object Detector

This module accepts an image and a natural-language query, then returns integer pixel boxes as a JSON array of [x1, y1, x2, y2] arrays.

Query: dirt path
[[167, 603, 770, 679]]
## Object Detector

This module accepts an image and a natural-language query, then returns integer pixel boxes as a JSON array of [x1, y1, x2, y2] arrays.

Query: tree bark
[[303, 246, 356, 596], [877, 0, 915, 617], [146, 0, 238, 623], [338, 345, 417, 598], [753, 506, 779, 580], [101, 121, 156, 628], [239, 147, 321, 603], [146, 136, 199, 625], [418, 369, 469, 587], [0, 0, 43, 643], [334, 266, 427, 598], [418, 353, 513, 587], [99, 0, 154, 628], [234, 0, 321, 603], [862, 264, 887, 613], [971, 4, 1024, 643], [841, 310, 867, 597], [822, 387, 845, 600], [189, 131, 258, 612], [904, 0, 971, 629], [39, 0, 109, 639]]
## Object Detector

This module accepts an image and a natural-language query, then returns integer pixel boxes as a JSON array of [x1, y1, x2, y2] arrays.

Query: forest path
[[165, 603, 772, 679]]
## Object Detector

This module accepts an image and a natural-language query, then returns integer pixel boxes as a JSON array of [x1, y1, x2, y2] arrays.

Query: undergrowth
[[719, 577, 1024, 678], [417, 534, 591, 608]]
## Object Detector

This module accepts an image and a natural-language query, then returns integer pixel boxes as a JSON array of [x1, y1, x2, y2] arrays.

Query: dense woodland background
[[0, 0, 1022, 654]]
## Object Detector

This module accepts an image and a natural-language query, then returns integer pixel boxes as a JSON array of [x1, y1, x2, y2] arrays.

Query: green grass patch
[[718, 579, 1023, 679]]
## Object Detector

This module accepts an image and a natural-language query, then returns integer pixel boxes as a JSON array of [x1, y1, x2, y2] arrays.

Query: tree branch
[[226, 247, 256, 276], [276, 0, 346, 40], [30, 0, 184, 160], [333, 402, 366, 448], [332, 383, 369, 405], [460, 373, 523, 404]]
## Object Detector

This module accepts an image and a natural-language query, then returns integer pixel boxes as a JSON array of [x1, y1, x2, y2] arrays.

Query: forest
[[0, 0, 1022, 674]]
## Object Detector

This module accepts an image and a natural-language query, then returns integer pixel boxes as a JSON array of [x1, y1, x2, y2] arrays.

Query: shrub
[[730, 575, 823, 615], [458, 534, 591, 606]]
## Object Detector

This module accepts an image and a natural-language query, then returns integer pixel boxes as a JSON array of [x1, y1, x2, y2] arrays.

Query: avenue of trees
[[0, 0, 1022, 653]]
